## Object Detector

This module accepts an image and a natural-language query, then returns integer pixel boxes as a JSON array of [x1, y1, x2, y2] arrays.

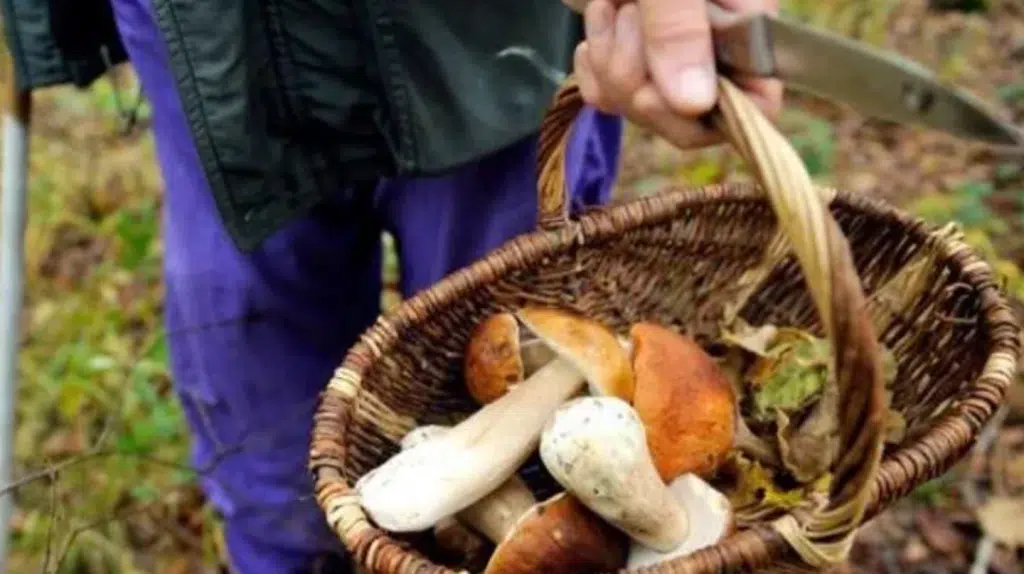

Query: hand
[[564, 0, 783, 150]]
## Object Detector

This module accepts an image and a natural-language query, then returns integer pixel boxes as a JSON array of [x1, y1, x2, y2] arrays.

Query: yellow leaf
[[977, 497, 1024, 548], [725, 455, 806, 511]]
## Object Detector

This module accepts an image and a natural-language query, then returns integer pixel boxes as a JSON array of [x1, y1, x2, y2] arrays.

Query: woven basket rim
[[311, 181, 1021, 572]]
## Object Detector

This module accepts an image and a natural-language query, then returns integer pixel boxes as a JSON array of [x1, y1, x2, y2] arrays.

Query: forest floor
[[2, 0, 1023, 572]]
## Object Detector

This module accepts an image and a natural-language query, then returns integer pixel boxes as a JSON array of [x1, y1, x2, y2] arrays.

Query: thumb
[[636, 0, 718, 115]]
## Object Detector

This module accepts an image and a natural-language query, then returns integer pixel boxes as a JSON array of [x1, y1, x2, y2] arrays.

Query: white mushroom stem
[[357, 357, 586, 532], [539, 396, 689, 552], [400, 425, 537, 543], [626, 474, 734, 568]]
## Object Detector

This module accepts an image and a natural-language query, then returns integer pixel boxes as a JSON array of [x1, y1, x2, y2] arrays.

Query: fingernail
[[674, 66, 717, 112]]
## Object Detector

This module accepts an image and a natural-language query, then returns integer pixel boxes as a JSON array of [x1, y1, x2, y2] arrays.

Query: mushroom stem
[[626, 474, 734, 568], [539, 396, 689, 552], [401, 425, 537, 543], [357, 357, 586, 532]]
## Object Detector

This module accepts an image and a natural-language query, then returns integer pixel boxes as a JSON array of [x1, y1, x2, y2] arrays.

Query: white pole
[[0, 85, 32, 573]]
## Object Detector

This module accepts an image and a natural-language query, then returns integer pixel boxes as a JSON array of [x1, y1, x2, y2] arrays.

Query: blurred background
[[0, 0, 1021, 572]]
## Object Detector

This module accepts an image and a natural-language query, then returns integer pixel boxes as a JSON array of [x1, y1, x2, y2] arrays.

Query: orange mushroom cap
[[463, 313, 525, 405], [629, 322, 736, 480]]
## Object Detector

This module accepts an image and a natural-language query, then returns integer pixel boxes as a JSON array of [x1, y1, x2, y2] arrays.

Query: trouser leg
[[381, 106, 623, 296], [111, 1, 382, 572]]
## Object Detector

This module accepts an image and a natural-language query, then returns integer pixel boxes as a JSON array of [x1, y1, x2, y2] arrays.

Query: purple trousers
[[111, 0, 623, 572]]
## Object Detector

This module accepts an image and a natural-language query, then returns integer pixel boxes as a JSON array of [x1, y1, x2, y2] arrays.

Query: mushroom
[[517, 307, 635, 401], [630, 322, 779, 470], [539, 396, 734, 563], [629, 322, 737, 480], [403, 421, 626, 572], [403, 426, 628, 574], [356, 307, 633, 533], [400, 424, 537, 543], [483, 491, 628, 574], [625, 474, 734, 569], [463, 311, 556, 404], [463, 308, 636, 404], [539, 395, 689, 551]]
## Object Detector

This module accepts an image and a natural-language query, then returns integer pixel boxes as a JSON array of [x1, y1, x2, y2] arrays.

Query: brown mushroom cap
[[484, 492, 628, 574], [464, 313, 524, 405], [516, 307, 635, 401], [463, 312, 556, 404], [629, 322, 736, 480]]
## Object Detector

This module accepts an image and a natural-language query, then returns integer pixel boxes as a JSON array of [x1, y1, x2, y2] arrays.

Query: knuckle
[[643, 16, 711, 51], [606, 63, 644, 96]]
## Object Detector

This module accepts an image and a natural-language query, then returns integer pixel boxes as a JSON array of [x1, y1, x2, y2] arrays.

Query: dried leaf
[[776, 381, 840, 483], [902, 536, 931, 564], [977, 496, 1024, 548], [748, 329, 831, 421], [880, 347, 899, 386], [721, 453, 813, 511], [914, 508, 967, 559], [884, 409, 907, 444], [718, 321, 779, 356]]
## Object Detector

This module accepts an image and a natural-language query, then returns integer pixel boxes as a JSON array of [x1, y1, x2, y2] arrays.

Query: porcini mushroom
[[539, 396, 735, 564], [517, 307, 635, 401], [629, 322, 737, 479], [401, 424, 537, 543], [539, 395, 689, 551], [630, 322, 779, 471], [625, 474, 734, 569], [484, 492, 628, 574], [403, 426, 627, 574], [356, 307, 632, 533], [463, 312, 556, 404]]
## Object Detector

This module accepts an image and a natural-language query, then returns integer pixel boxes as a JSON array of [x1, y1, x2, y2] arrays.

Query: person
[[2, 0, 780, 571]]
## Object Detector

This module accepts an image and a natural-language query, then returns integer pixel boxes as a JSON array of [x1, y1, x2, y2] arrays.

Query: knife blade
[[707, 4, 1022, 147]]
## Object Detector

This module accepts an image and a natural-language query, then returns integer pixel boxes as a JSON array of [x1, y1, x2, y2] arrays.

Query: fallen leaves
[[977, 497, 1024, 548]]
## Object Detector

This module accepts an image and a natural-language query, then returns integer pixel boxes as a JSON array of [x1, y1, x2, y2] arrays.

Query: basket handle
[[536, 76, 888, 568]]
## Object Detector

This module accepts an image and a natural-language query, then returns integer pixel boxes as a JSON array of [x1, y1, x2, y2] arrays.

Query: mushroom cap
[[626, 474, 734, 569], [629, 322, 736, 480], [484, 492, 628, 574], [516, 307, 634, 401], [464, 313, 525, 405]]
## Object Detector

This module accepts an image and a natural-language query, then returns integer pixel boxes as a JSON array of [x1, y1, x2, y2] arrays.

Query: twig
[[961, 404, 1010, 574], [39, 471, 58, 573], [969, 535, 996, 574]]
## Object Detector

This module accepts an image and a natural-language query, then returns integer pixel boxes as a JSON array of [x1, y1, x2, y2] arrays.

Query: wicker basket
[[309, 76, 1021, 574]]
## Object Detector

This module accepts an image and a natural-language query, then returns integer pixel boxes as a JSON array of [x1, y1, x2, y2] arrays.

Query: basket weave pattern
[[309, 78, 1021, 574]]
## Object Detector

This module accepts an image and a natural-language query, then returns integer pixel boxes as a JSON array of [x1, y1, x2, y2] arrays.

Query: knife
[[705, 3, 1022, 147]]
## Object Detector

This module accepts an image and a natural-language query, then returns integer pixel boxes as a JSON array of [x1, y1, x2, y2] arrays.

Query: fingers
[[631, 84, 723, 150], [582, 1, 645, 113], [635, 0, 717, 115], [575, 0, 784, 151], [717, 0, 780, 12]]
